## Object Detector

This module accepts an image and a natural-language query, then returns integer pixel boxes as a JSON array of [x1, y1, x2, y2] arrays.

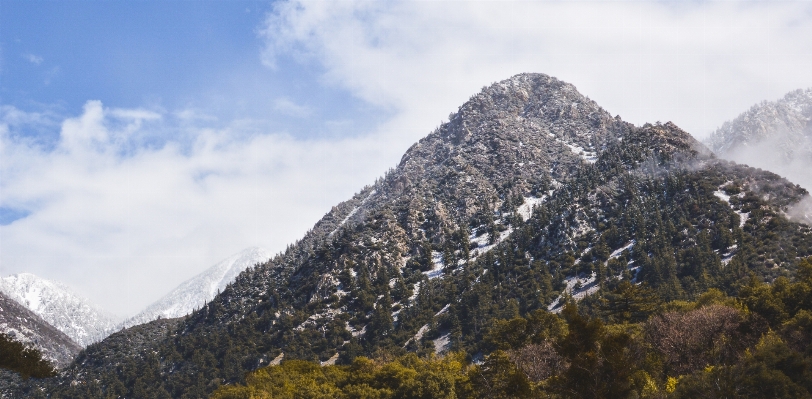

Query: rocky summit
[[12, 73, 812, 398]]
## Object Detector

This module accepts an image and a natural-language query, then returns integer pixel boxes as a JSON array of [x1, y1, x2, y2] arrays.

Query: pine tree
[[601, 281, 661, 323]]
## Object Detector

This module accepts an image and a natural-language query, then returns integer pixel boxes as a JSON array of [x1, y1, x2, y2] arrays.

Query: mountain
[[706, 88, 812, 191], [33, 73, 812, 398], [0, 291, 81, 369], [0, 273, 119, 348], [120, 247, 272, 329]]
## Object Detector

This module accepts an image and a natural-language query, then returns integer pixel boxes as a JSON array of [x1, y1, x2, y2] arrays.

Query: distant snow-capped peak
[[0, 273, 119, 347], [121, 247, 272, 328]]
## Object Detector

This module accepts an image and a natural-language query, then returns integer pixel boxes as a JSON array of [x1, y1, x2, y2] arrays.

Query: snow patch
[[295, 308, 345, 332], [423, 251, 446, 279], [435, 303, 450, 316], [469, 227, 514, 260], [433, 333, 451, 354], [411, 324, 430, 344], [609, 241, 635, 260], [329, 190, 377, 237], [345, 324, 367, 337], [408, 282, 421, 302], [721, 244, 738, 265], [714, 190, 731, 203], [737, 211, 750, 227], [553, 136, 598, 163], [714, 186, 750, 227], [516, 196, 546, 222], [548, 272, 600, 313]]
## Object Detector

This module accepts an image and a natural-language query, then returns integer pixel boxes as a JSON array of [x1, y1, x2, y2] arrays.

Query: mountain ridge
[[0, 291, 81, 369], [24, 73, 812, 398], [120, 247, 272, 329], [706, 87, 812, 193], [0, 273, 119, 348], [707, 88, 812, 156]]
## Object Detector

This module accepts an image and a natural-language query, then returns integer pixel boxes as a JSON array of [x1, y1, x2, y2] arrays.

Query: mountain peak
[[707, 87, 812, 155], [41, 73, 794, 398], [120, 247, 272, 328], [706, 87, 812, 191], [0, 273, 118, 347], [302, 74, 702, 258]]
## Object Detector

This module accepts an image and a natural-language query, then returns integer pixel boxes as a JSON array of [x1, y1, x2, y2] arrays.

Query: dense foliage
[[211, 258, 812, 398], [0, 333, 56, 379]]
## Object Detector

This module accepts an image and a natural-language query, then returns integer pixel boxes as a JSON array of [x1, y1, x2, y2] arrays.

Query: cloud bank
[[0, 102, 390, 316], [262, 1, 812, 139]]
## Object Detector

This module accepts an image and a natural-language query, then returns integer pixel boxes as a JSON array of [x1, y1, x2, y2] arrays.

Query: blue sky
[[1, 0, 384, 140], [2, 0, 812, 316]]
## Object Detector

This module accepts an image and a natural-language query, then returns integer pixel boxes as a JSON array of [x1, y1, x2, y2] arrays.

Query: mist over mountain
[[0, 273, 119, 348], [9, 73, 812, 398], [706, 88, 812, 225], [120, 247, 272, 329], [707, 88, 812, 190]]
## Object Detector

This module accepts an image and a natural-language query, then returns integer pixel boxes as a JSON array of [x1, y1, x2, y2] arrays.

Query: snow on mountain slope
[[0, 273, 119, 348], [707, 88, 812, 155], [120, 247, 272, 328], [706, 88, 812, 191], [0, 291, 82, 368]]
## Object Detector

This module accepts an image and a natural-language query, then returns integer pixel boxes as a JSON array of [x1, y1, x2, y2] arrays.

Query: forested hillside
[[213, 258, 812, 398], [12, 73, 812, 398]]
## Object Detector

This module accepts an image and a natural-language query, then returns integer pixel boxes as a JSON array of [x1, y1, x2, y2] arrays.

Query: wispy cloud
[[43, 66, 60, 85], [273, 97, 311, 117], [23, 53, 43, 65]]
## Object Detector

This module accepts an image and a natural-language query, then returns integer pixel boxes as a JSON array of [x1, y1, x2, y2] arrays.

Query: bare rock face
[[368, 74, 621, 223], [0, 291, 81, 368]]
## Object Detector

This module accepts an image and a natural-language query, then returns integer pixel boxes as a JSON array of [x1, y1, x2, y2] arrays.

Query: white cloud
[[174, 108, 218, 123], [0, 102, 389, 316], [261, 1, 812, 139], [273, 97, 311, 117], [23, 53, 43, 65], [108, 108, 162, 121]]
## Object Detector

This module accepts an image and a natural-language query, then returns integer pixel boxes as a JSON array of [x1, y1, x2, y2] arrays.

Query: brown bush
[[645, 304, 744, 375], [507, 341, 567, 382]]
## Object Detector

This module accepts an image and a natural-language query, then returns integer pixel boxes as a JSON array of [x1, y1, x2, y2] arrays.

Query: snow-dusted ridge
[[0, 273, 119, 347], [0, 291, 82, 368], [120, 247, 272, 329]]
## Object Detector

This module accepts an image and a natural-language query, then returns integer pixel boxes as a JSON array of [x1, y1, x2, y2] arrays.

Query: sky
[[2, 0, 812, 317]]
